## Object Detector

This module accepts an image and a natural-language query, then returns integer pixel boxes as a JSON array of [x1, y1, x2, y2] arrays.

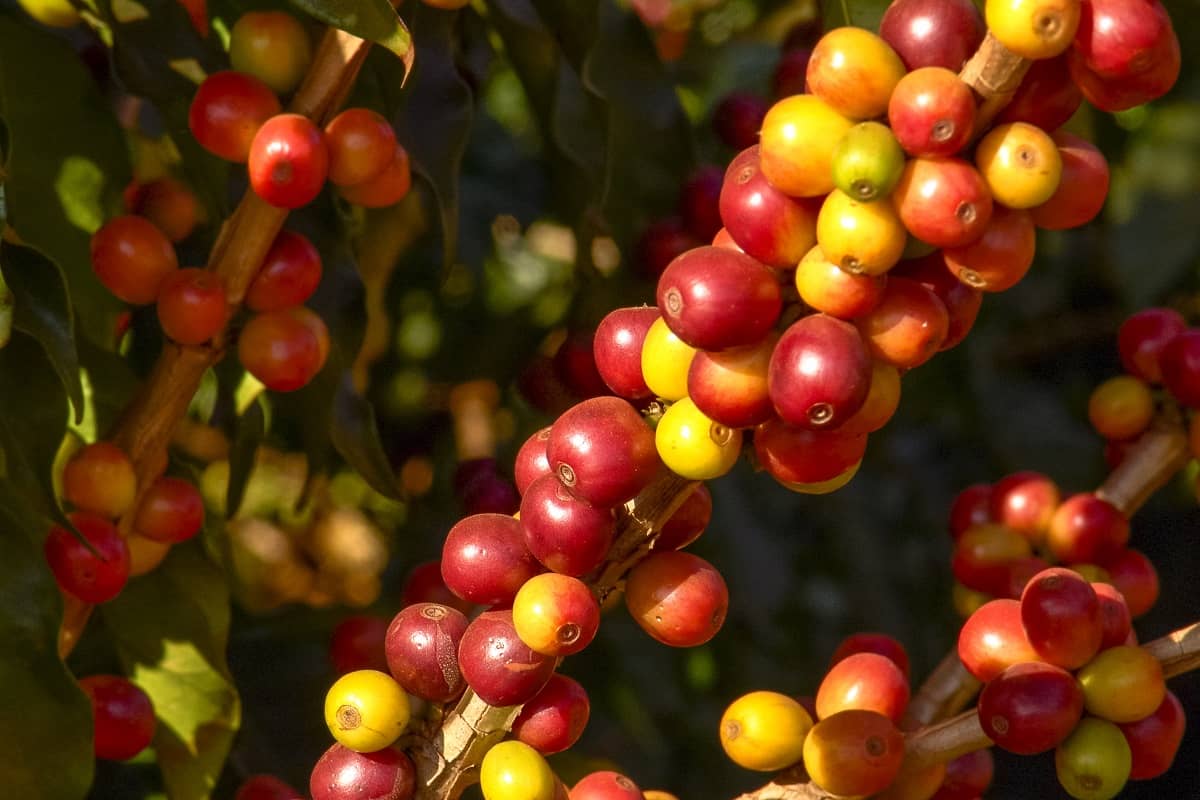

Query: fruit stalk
[[958, 32, 1030, 134], [901, 649, 981, 728], [57, 25, 378, 659]]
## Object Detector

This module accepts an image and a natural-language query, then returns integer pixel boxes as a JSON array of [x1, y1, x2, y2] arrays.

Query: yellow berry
[[986, 0, 1081, 60], [975, 122, 1063, 209], [655, 397, 742, 480], [641, 317, 696, 401], [323, 669, 410, 752], [480, 740, 557, 800], [720, 690, 813, 771]]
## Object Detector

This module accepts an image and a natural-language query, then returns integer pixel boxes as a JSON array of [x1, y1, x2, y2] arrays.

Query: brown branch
[[1094, 413, 1190, 517], [901, 650, 980, 730], [959, 32, 1031, 135], [56, 26, 378, 660]]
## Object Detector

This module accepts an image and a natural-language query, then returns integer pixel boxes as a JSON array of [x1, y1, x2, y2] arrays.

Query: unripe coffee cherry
[[512, 573, 600, 657], [323, 669, 410, 752], [229, 11, 312, 95], [63, 441, 137, 519], [720, 690, 812, 772]]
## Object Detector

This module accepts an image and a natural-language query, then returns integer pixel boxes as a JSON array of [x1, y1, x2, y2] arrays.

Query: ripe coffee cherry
[[458, 610, 555, 706], [624, 551, 727, 647], [514, 427, 552, 496], [640, 317, 696, 402], [1033, 131, 1109, 232], [79, 675, 156, 761], [400, 560, 472, 613], [830, 122, 905, 204], [91, 215, 179, 305], [45, 513, 130, 603], [229, 11, 312, 95], [720, 690, 812, 772], [246, 230, 322, 312], [384, 603, 468, 703], [936, 749, 994, 799], [521, 475, 615, 576], [830, 633, 910, 679], [548, 397, 658, 508], [978, 661, 1084, 754], [948, 483, 993, 541], [654, 483, 712, 552], [879, 0, 985, 71], [975, 122, 1063, 209], [1055, 717, 1131, 800], [156, 267, 227, 345], [1088, 375, 1153, 440], [759, 95, 853, 198], [235, 774, 303, 800], [986, 0, 1080, 59], [893, 252, 983, 350], [1105, 548, 1159, 617], [238, 306, 329, 391], [989, 470, 1061, 543], [323, 108, 398, 188], [856, 277, 950, 369], [958, 599, 1042, 682], [656, 246, 781, 352], [1071, 0, 1176, 79], [1004, 554, 1053, 599], [1159, 328, 1200, 407], [1021, 568, 1103, 669], [442, 513, 541, 605], [249, 113, 330, 208], [125, 177, 202, 243], [135, 476, 204, 543], [944, 207, 1037, 292], [636, 217, 701, 279], [754, 418, 868, 485], [1116, 307, 1186, 384], [1093, 581, 1133, 649], [593, 307, 659, 399], [888, 68, 976, 158], [189, 71, 281, 162], [803, 709, 904, 797], [480, 740, 555, 800], [688, 336, 776, 429], [1078, 645, 1166, 723], [1047, 493, 1129, 564], [893, 157, 993, 248], [997, 55, 1082, 132], [324, 670, 410, 752], [63, 441, 137, 519], [719, 146, 819, 269], [794, 246, 886, 320], [1120, 690, 1185, 780], [712, 91, 768, 151], [330, 615, 389, 675], [571, 771, 642, 800], [512, 573, 600, 657], [816, 189, 907, 276], [654, 398, 743, 481], [512, 674, 590, 755], [806, 28, 905, 121], [952, 523, 1033, 596], [769, 314, 871, 429], [338, 144, 412, 208], [309, 744, 415, 800], [816, 652, 910, 723]]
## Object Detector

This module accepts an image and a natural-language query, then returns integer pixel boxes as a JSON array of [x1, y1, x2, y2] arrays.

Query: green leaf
[[0, 16, 131, 345], [330, 373, 399, 499], [102, 542, 240, 800], [0, 513, 93, 800], [0, 243, 84, 421], [226, 397, 265, 519], [289, 0, 414, 74]]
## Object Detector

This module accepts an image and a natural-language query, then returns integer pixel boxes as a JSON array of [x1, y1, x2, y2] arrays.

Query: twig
[[959, 32, 1030, 135], [1095, 414, 1190, 517], [901, 650, 980, 730]]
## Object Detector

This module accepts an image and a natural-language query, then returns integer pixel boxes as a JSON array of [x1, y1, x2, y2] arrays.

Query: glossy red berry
[[995, 55, 1082, 132], [1120, 690, 1186, 780], [957, 599, 1042, 683], [1116, 307, 1187, 384], [892, 157, 993, 248], [400, 560, 472, 613], [753, 418, 868, 486], [948, 483, 993, 541], [134, 476, 205, 543], [888, 67, 976, 158], [514, 427, 553, 496], [309, 743, 415, 800], [719, 146, 819, 269], [769, 314, 871, 429], [548, 397, 659, 509], [79, 675, 156, 760], [654, 483, 712, 552], [680, 165, 724, 242], [635, 217, 701, 280], [189, 71, 281, 163], [337, 144, 412, 208], [238, 307, 329, 391], [330, 615, 390, 675], [879, 0, 986, 71], [816, 652, 910, 723], [989, 470, 1061, 543], [248, 113, 330, 208], [688, 336, 777, 429], [440, 513, 541, 606], [512, 673, 590, 755], [830, 632, 911, 680], [1093, 581, 1133, 649], [571, 771, 643, 800], [384, 603, 469, 703], [624, 551, 728, 648], [1020, 567, 1103, 669], [592, 307, 660, 400], [892, 253, 983, 351], [1032, 132, 1110, 231], [156, 267, 227, 345], [324, 107, 398, 188], [1046, 493, 1129, 564], [457, 610, 555, 706], [943, 207, 1037, 293], [935, 749, 993, 799], [44, 512, 130, 603], [246, 230, 322, 312], [520, 474, 615, 577], [1105, 547, 1160, 617], [90, 215, 179, 305], [977, 661, 1083, 755], [1159, 328, 1200, 407]]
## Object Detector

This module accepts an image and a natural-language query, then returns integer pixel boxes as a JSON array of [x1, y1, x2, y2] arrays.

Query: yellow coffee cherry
[[975, 122, 1063, 209], [480, 740, 557, 800], [324, 669, 410, 752], [1077, 645, 1165, 723], [641, 317, 696, 401], [229, 11, 313, 95], [816, 189, 907, 276], [1088, 375, 1154, 441], [721, 690, 813, 771], [656, 397, 743, 480], [986, 0, 1081, 60], [759, 95, 854, 198]]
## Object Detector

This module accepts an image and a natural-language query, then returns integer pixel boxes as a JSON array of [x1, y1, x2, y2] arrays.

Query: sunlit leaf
[[289, 0, 414, 74]]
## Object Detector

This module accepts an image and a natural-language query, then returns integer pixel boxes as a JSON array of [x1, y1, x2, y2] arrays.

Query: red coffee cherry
[[548, 397, 659, 509], [656, 246, 782, 351], [514, 427, 553, 496], [571, 771, 643, 800], [63, 441, 137, 519], [384, 603, 469, 703], [1032, 132, 1110, 231], [830, 632, 911, 680], [996, 55, 1082, 133], [246, 230, 322, 313], [957, 599, 1042, 683], [79, 675, 156, 761], [1020, 567, 1103, 670], [248, 113, 330, 208], [90, 215, 179, 305], [989, 470, 1061, 543], [1046, 493, 1129, 564], [892, 157, 993, 248], [520, 474, 615, 577], [235, 774, 304, 800], [134, 476, 204, 543], [856, 277, 950, 369], [712, 91, 768, 151], [44, 513, 131, 603], [878, 0, 985, 71], [324, 108, 398, 187], [977, 661, 1084, 755], [512, 673, 590, 755], [1093, 581, 1133, 649], [887, 67, 976, 157], [753, 418, 868, 486], [816, 652, 910, 723], [951, 523, 1033, 596], [1120, 690, 1186, 780], [238, 306, 329, 392], [944, 207, 1037, 293], [1159, 327, 1200, 407], [457, 610, 556, 706], [552, 329, 609, 400], [329, 615, 389, 675], [947, 482, 993, 541], [653, 483, 712, 552], [1116, 306, 1187, 384], [688, 335, 777, 429], [769, 314, 872, 429], [440, 513, 541, 606], [189, 70, 282, 163], [1105, 547, 1159, 617], [592, 306, 660, 400], [337, 144, 412, 208], [935, 749, 994, 799], [624, 551, 728, 647], [635, 217, 701, 280], [794, 246, 887, 321], [309, 743, 415, 800], [156, 267, 227, 345], [892, 252, 984, 351]]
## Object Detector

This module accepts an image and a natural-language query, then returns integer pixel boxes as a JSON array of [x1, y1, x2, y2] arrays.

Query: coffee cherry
[[45, 513, 130, 603], [1117, 307, 1186, 383], [654, 484, 712, 552], [944, 207, 1037, 292], [654, 397, 742, 481], [338, 144, 412, 208], [770, 314, 871, 428], [888, 68, 976, 158], [512, 573, 600, 657], [688, 336, 776, 429], [879, 0, 985, 71], [514, 427, 553, 496], [480, 740, 556, 800], [1069, 24, 1180, 112], [330, 615, 389, 675], [1088, 375, 1154, 440], [1092, 581, 1133, 649], [830, 632, 911, 679], [640, 317, 696, 401], [125, 177, 202, 243], [246, 230, 322, 313], [189, 71, 281, 163], [1047, 493, 1129, 564], [856, 277, 950, 369], [442, 513, 541, 605], [458, 610, 556, 706], [1120, 690, 1185, 780], [323, 108, 398, 188], [996, 55, 1083, 132], [512, 674, 590, 755], [1071, 0, 1177, 80], [935, 749, 994, 799], [990, 470, 1061, 543], [816, 189, 907, 276], [712, 92, 768, 151], [235, 774, 303, 800], [229, 11, 312, 95], [817, 652, 910, 723], [1080, 645, 1165, 723], [79, 675, 156, 760], [893, 252, 983, 350], [979, 661, 1083, 755], [400, 560, 472, 613], [958, 598, 1042, 682], [156, 267, 227, 345], [324, 669, 410, 752], [795, 246, 887, 320], [548, 397, 658, 509], [238, 306, 329, 391], [893, 157, 993, 248], [520, 475, 615, 576], [309, 744, 415, 800], [759, 95, 854, 198], [249, 113, 330, 208], [831, 122, 906, 203], [91, 215, 179, 305], [1159, 328, 1200, 407], [806, 28, 905, 121], [719, 146, 819, 269], [656, 246, 781, 352], [63, 441, 137, 519], [571, 771, 642, 800], [803, 709, 904, 797], [625, 551, 727, 647], [948, 483, 994, 541], [753, 418, 868, 485], [720, 690, 812, 771], [1020, 567, 1103, 669], [135, 476, 204, 543], [1105, 548, 1159, 617], [1055, 717, 1131, 800], [593, 307, 659, 400], [384, 603, 468, 703], [1032, 131, 1110, 231], [975, 122, 1063, 209], [952, 523, 1033, 596], [986, 0, 1080, 59]]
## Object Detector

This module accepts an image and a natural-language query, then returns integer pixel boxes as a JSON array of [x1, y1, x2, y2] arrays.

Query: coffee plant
[[0, 0, 1197, 798]]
